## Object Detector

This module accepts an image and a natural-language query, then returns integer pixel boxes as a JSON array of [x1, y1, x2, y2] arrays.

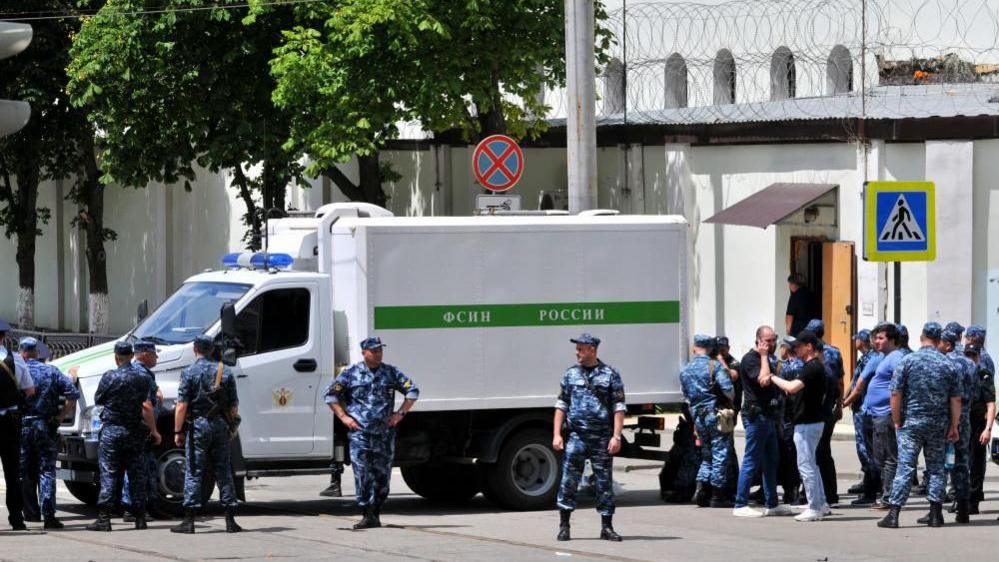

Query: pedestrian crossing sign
[[863, 181, 935, 262]]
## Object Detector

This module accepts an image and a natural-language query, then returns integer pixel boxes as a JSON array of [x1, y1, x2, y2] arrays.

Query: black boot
[[353, 507, 378, 530], [133, 511, 148, 530], [86, 509, 112, 532], [694, 482, 712, 507], [710, 488, 734, 508], [916, 510, 932, 524], [970, 501, 980, 515], [170, 509, 196, 534], [600, 515, 622, 542], [947, 501, 958, 514], [851, 495, 876, 506], [928, 501, 944, 527], [320, 479, 342, 498], [225, 510, 243, 533], [955, 500, 970, 524], [557, 509, 571, 541], [877, 505, 901, 528], [370, 505, 382, 528], [122, 511, 136, 523], [43, 517, 64, 530], [847, 481, 866, 495]]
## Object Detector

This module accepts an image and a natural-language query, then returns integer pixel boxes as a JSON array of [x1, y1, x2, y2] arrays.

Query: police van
[[54, 203, 689, 511]]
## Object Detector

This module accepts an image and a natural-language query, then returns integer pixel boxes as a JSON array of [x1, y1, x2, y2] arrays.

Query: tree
[[0, 4, 98, 329], [269, 0, 610, 204], [67, 0, 307, 252]]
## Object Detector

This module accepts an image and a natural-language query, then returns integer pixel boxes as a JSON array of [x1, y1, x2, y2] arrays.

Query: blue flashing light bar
[[221, 252, 295, 270]]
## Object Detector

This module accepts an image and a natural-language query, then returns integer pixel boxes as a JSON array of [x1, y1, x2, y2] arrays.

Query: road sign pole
[[892, 261, 902, 324], [565, 0, 597, 213]]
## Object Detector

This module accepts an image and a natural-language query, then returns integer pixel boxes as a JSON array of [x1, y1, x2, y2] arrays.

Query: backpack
[[658, 409, 700, 503]]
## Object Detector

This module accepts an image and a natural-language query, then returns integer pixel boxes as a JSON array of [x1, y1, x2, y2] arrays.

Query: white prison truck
[[54, 203, 689, 511]]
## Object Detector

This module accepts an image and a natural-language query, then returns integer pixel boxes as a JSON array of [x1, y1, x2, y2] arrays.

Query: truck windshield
[[132, 282, 252, 345]]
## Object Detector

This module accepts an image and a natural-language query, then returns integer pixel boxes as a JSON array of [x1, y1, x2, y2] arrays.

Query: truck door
[[233, 282, 322, 457]]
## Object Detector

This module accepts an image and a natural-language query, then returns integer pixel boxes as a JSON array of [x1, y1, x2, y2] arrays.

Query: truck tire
[[401, 464, 480, 503], [65, 481, 99, 506], [483, 428, 560, 510]]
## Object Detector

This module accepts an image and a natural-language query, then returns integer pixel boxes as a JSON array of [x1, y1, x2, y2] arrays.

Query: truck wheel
[[65, 481, 99, 506], [157, 447, 188, 516], [401, 464, 480, 502], [484, 429, 560, 510]]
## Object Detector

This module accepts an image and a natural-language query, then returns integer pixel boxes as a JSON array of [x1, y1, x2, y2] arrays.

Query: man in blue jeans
[[732, 326, 794, 518]]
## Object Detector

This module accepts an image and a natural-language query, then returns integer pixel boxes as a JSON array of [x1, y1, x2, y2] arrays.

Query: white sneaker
[[794, 509, 824, 522], [764, 504, 795, 517], [822, 505, 833, 516], [732, 506, 765, 518]]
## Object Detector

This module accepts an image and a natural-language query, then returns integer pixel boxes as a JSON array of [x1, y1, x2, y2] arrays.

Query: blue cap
[[944, 322, 965, 337], [897, 324, 909, 337], [941, 329, 960, 345], [133, 340, 157, 354], [967, 325, 986, 340], [18, 337, 38, 351], [36, 341, 51, 361], [114, 341, 134, 355], [922, 322, 943, 340], [854, 329, 871, 341], [693, 334, 715, 349], [193, 335, 214, 352], [0, 318, 10, 332], [570, 333, 600, 347], [360, 337, 386, 350], [781, 336, 797, 348], [804, 319, 825, 337]]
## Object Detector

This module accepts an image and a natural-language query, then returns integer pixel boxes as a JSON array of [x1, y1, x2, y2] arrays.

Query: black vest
[[0, 353, 21, 410]]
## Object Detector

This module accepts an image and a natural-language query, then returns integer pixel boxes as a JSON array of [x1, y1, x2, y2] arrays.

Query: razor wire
[[543, 0, 999, 126]]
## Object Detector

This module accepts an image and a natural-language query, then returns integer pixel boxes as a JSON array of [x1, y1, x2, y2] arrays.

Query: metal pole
[[893, 261, 902, 324], [565, 0, 597, 213]]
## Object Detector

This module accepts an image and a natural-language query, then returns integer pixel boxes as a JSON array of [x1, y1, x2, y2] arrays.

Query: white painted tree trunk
[[88, 292, 110, 335], [16, 287, 33, 330]]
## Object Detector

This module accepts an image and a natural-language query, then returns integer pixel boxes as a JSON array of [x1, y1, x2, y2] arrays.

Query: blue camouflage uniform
[[679, 340, 733, 490], [966, 326, 994, 377], [944, 336, 975, 503], [555, 355, 626, 516], [851, 341, 877, 481], [324, 343, 419, 510], [177, 355, 239, 509], [20, 356, 78, 519], [887, 325, 960, 507], [123, 354, 161, 512], [94, 356, 154, 512]]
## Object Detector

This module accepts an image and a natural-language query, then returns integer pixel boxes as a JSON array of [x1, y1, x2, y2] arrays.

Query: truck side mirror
[[221, 347, 238, 367], [220, 303, 237, 339], [136, 300, 148, 322]]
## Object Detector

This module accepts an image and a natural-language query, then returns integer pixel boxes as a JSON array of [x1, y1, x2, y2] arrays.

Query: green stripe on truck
[[374, 300, 680, 330]]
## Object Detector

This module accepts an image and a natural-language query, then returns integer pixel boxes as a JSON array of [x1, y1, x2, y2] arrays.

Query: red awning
[[703, 183, 838, 229]]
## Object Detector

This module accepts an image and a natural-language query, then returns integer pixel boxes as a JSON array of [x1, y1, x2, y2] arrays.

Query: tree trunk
[[233, 167, 261, 251], [323, 153, 387, 207], [81, 138, 110, 334], [476, 78, 508, 137], [8, 135, 40, 330]]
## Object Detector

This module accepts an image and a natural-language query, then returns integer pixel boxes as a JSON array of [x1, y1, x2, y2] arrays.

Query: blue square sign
[[864, 181, 935, 262]]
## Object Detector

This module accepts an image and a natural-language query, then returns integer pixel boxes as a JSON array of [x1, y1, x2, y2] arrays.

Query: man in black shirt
[[732, 326, 792, 518], [768, 331, 828, 522], [785, 274, 818, 337]]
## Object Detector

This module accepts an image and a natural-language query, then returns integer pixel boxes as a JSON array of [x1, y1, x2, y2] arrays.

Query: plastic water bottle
[[945, 442, 956, 470]]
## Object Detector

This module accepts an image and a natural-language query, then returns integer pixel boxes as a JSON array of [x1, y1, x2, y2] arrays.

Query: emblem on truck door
[[273, 387, 294, 408]]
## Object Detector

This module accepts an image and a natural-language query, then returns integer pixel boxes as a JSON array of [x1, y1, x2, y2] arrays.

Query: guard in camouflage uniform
[[966, 326, 994, 377], [878, 323, 961, 529], [933, 329, 975, 523], [18, 337, 78, 529], [325, 337, 419, 530], [680, 335, 734, 508], [87, 341, 160, 532], [171, 335, 241, 534], [123, 339, 166, 522], [554, 333, 625, 542], [945, 322, 966, 353]]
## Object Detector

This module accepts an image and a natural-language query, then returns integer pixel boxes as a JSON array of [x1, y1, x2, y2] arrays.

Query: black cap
[[114, 341, 134, 355], [964, 343, 982, 356], [794, 330, 821, 348]]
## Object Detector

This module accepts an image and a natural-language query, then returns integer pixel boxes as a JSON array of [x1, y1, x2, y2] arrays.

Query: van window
[[235, 288, 311, 356]]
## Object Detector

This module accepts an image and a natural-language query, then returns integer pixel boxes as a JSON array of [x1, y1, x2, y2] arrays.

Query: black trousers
[[778, 420, 800, 498], [816, 418, 838, 502], [0, 415, 24, 526], [873, 414, 899, 499], [969, 412, 988, 503]]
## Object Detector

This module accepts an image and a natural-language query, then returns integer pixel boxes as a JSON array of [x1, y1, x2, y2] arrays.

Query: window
[[713, 49, 736, 105], [827, 45, 853, 94], [235, 288, 311, 356], [133, 282, 251, 345], [665, 53, 688, 109], [770, 46, 796, 100]]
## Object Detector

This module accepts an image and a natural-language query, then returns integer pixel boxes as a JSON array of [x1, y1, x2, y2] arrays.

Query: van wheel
[[401, 464, 480, 502], [65, 481, 99, 506], [483, 428, 561, 510]]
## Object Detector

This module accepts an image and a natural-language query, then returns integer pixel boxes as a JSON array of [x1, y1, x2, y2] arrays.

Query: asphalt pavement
[[4, 431, 999, 561]]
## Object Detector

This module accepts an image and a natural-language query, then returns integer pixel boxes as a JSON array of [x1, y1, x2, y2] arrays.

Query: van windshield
[[132, 282, 252, 345]]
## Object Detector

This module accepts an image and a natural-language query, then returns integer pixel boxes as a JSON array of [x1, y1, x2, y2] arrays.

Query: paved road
[[4, 437, 999, 561]]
